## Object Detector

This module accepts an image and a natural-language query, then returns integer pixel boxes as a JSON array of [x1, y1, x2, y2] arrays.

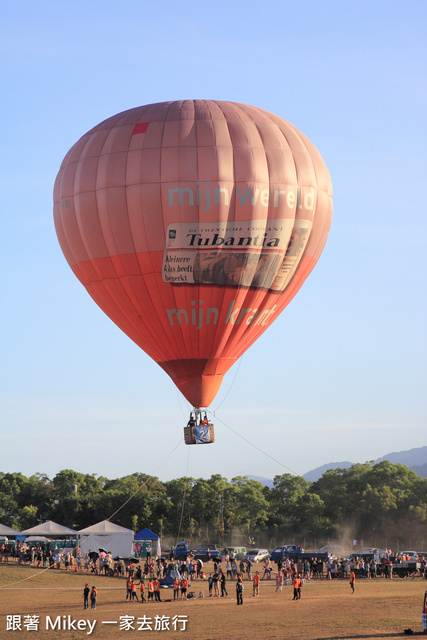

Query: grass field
[[1, 562, 426, 639]]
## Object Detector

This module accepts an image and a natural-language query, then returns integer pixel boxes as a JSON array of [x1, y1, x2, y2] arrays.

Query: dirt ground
[[1, 562, 426, 639]]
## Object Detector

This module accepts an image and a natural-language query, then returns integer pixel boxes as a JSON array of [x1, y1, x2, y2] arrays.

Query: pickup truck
[[270, 545, 328, 563], [173, 542, 190, 560], [191, 545, 219, 562]]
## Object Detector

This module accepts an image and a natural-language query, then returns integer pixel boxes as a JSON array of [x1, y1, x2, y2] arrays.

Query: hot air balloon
[[54, 100, 332, 444]]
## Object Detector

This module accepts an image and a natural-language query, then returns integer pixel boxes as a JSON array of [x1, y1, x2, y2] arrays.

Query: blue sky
[[1, 0, 426, 484]]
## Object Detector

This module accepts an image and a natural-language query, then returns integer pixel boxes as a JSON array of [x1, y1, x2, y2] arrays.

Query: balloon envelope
[[54, 100, 332, 407]]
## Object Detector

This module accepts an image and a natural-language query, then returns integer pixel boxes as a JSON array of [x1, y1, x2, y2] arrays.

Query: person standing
[[212, 572, 219, 596], [208, 574, 213, 596], [236, 576, 243, 605], [126, 577, 133, 600], [246, 559, 252, 581], [292, 574, 300, 600], [153, 578, 161, 602], [275, 571, 283, 593], [131, 580, 139, 601], [140, 580, 146, 603], [147, 579, 154, 601], [220, 571, 228, 597], [297, 573, 302, 599], [90, 586, 98, 609], [173, 577, 180, 600], [83, 583, 90, 609], [350, 570, 356, 594], [180, 576, 188, 600], [253, 571, 260, 597]]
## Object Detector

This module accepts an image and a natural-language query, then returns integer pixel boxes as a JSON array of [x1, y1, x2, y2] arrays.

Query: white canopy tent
[[21, 521, 76, 537], [0, 523, 21, 537], [78, 520, 134, 558]]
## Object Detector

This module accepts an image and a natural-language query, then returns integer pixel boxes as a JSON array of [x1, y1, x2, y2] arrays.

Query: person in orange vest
[[126, 577, 133, 600], [153, 578, 161, 602], [139, 579, 146, 603], [253, 571, 260, 597], [350, 571, 356, 594], [90, 586, 98, 609], [292, 574, 301, 600], [180, 576, 189, 600], [173, 577, 180, 601], [131, 580, 139, 601], [147, 579, 155, 601]]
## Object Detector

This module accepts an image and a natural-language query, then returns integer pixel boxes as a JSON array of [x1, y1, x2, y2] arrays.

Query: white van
[[243, 548, 269, 563]]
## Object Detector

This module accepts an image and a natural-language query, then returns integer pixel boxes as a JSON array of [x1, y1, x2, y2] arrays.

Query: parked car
[[214, 546, 247, 561], [243, 548, 269, 563]]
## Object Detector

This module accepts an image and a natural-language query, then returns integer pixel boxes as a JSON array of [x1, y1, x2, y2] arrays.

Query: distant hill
[[409, 463, 427, 479], [246, 475, 274, 488], [249, 446, 427, 485], [302, 446, 427, 482], [303, 461, 354, 482], [375, 446, 427, 468]]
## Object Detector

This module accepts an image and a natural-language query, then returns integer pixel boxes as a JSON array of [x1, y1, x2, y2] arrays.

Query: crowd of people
[[2, 541, 427, 610]]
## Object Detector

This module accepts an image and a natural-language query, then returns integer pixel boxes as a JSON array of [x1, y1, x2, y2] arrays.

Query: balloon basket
[[184, 423, 215, 445]]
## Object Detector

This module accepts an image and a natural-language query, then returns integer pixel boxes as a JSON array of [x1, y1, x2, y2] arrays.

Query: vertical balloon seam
[[172, 103, 193, 371], [276, 126, 322, 302], [227, 118, 314, 358], [277, 127, 331, 297], [210, 101, 244, 371], [122, 110, 184, 365], [150, 102, 190, 364], [200, 100, 232, 369], [135, 112, 184, 361], [223, 107, 271, 363], [185, 101, 200, 365], [201, 102, 226, 367], [192, 103, 203, 364], [55, 167, 79, 270], [216, 103, 277, 363], [89, 124, 154, 351], [198, 102, 232, 366], [59, 134, 95, 269], [160, 102, 194, 379], [73, 146, 106, 282]]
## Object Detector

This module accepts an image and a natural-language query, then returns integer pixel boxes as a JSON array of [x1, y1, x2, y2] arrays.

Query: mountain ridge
[[247, 445, 427, 486]]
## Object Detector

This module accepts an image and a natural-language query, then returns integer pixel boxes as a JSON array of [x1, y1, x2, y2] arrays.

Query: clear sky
[[2, 0, 426, 484]]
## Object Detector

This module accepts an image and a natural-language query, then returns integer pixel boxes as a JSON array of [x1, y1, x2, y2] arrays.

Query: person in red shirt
[[140, 580, 145, 603], [126, 578, 133, 600], [173, 577, 180, 600], [292, 575, 301, 600], [147, 579, 154, 601], [252, 571, 260, 597], [180, 577, 189, 600], [131, 580, 139, 601], [153, 578, 161, 602]]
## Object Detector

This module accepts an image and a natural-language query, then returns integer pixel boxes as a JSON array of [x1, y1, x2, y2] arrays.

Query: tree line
[[1, 461, 426, 550]]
